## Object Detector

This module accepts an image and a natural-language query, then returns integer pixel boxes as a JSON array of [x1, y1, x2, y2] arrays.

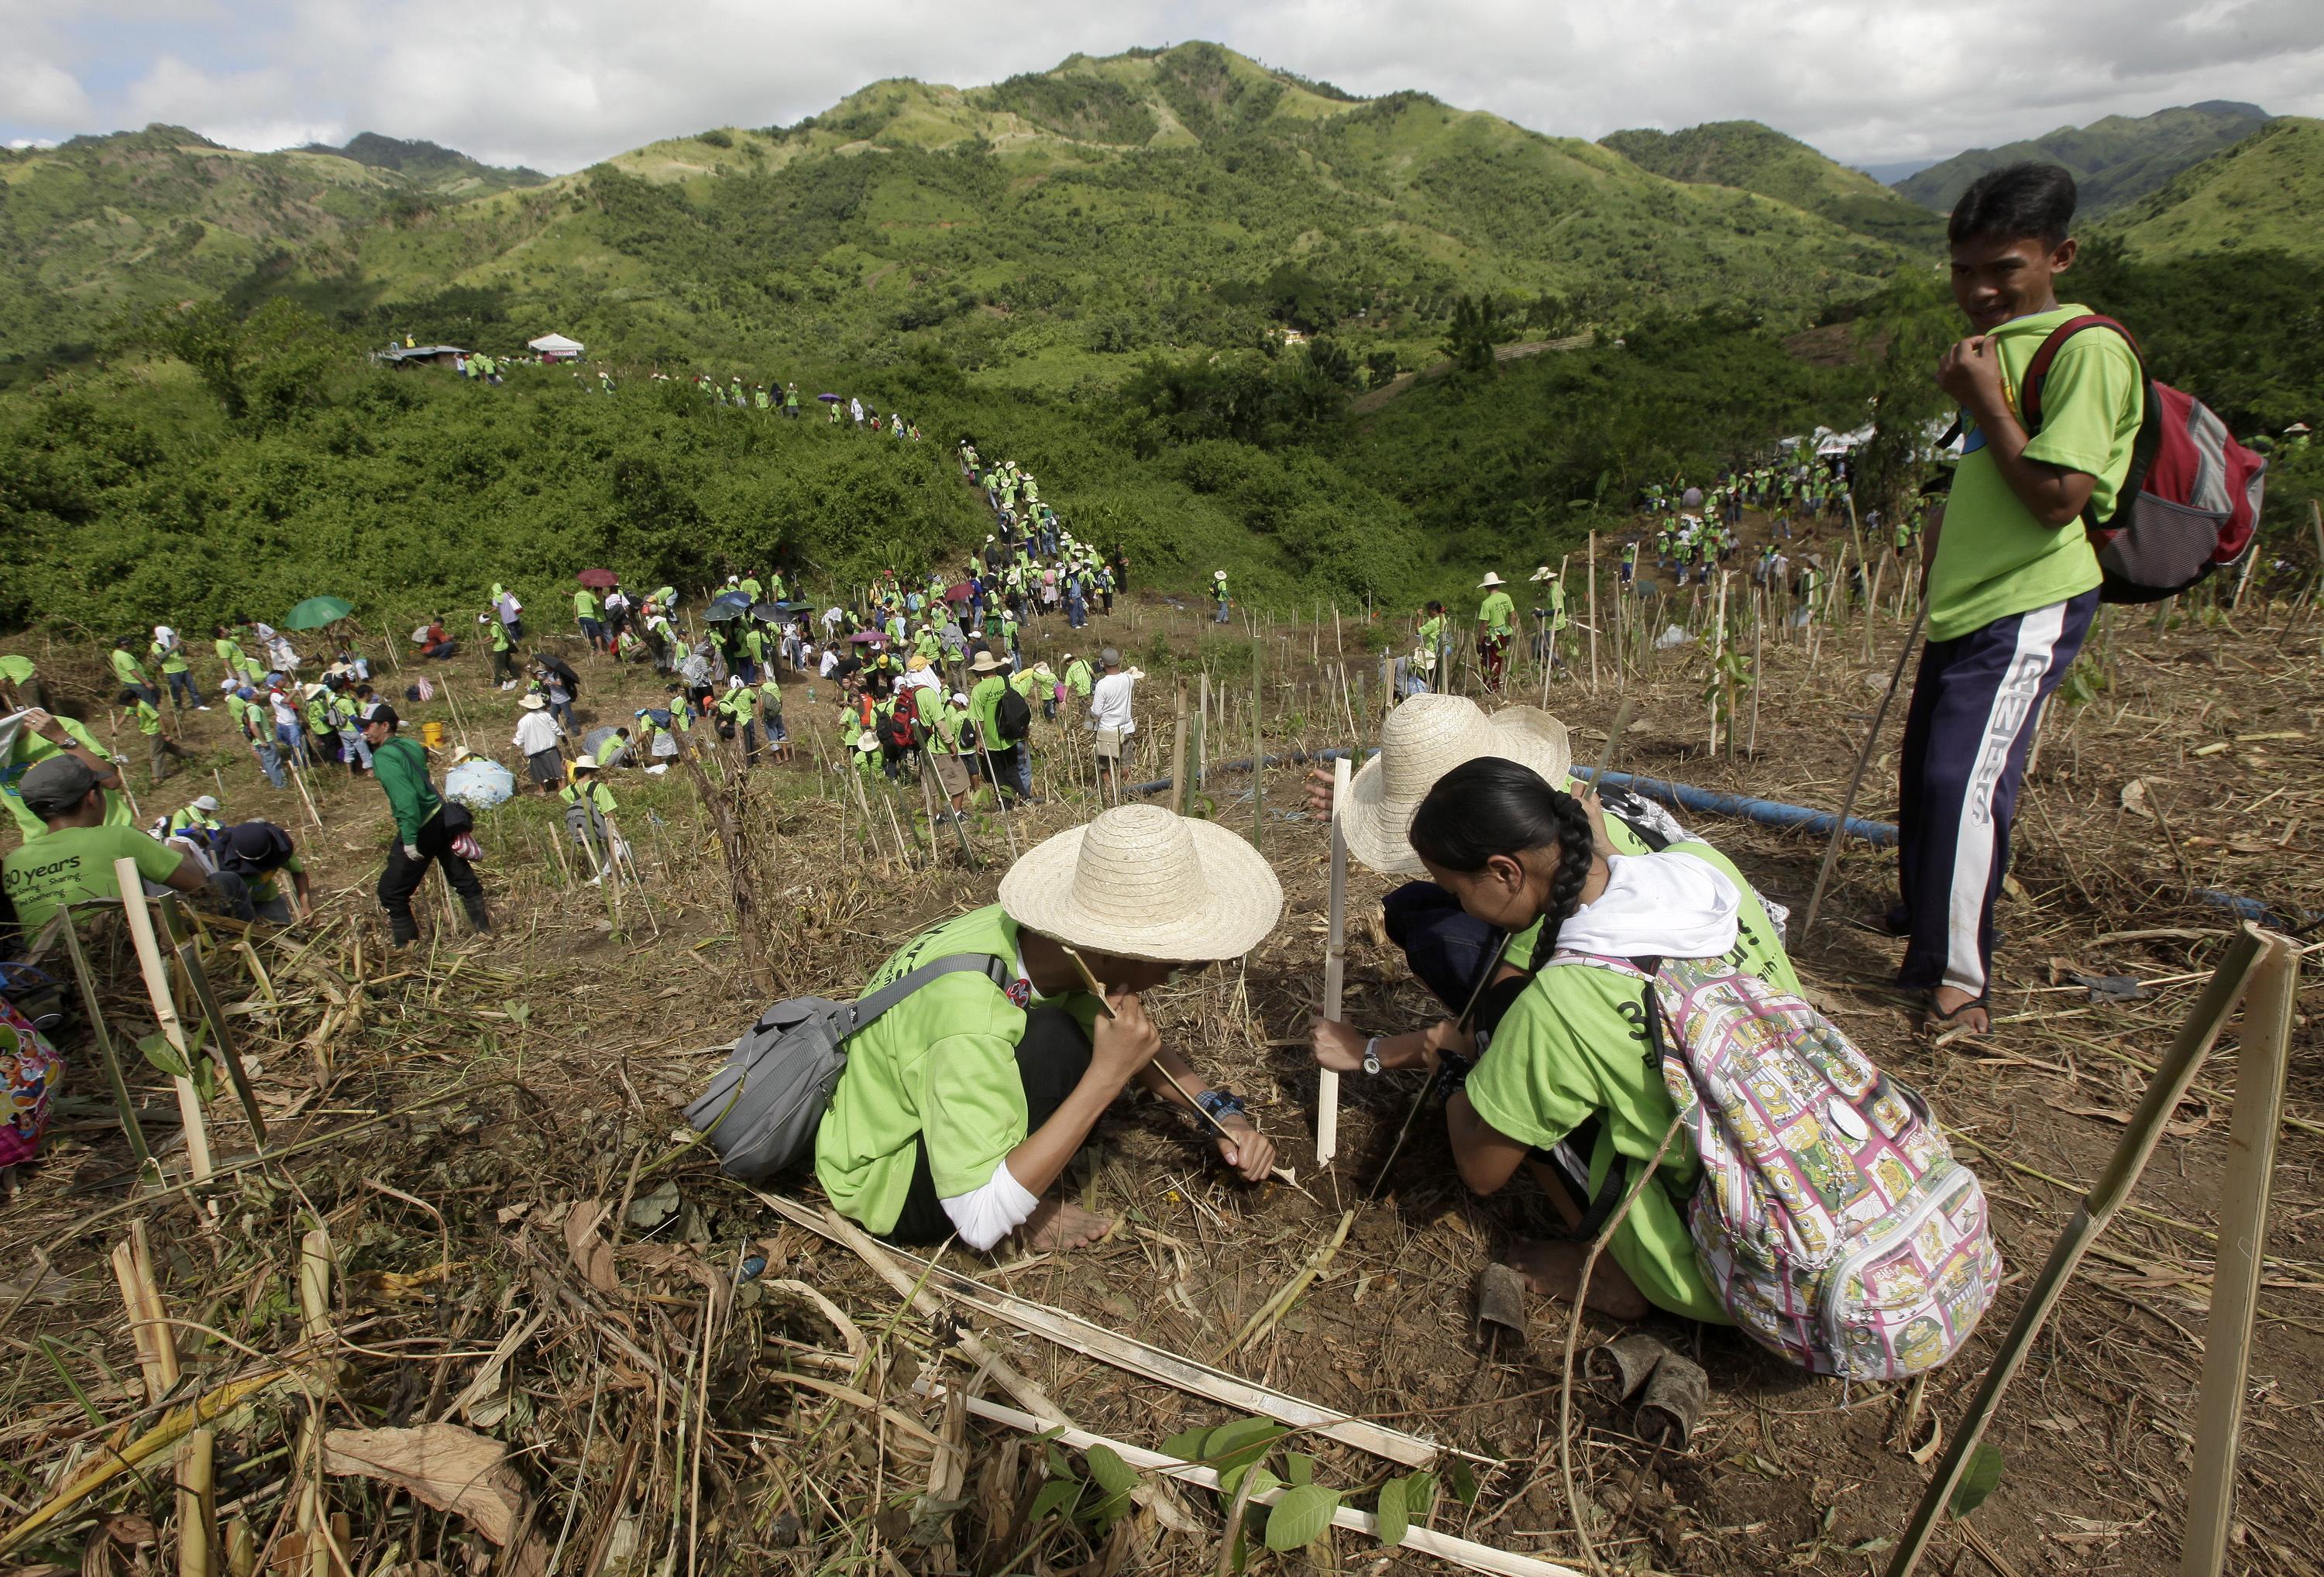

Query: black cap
[[19, 755, 100, 818], [367, 704, 399, 730]]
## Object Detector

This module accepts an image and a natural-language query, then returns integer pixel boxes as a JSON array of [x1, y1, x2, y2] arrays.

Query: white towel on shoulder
[[1555, 850, 1742, 960]]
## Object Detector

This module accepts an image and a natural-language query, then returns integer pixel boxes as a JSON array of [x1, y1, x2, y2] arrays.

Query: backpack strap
[[2019, 314, 2142, 435], [839, 953, 1016, 1039]]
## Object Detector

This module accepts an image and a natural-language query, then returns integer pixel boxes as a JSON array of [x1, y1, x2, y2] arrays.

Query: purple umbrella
[[847, 630, 885, 644], [817, 393, 842, 402]]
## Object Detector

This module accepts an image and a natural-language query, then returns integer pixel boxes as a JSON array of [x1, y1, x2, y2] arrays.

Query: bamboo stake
[[2182, 939, 2299, 1576], [58, 911, 156, 1180], [170, 933, 268, 1144], [1249, 632, 1264, 852], [1587, 531, 1600, 692], [1169, 682, 1188, 816], [115, 864, 211, 1183], [177, 1426, 216, 1577], [1886, 928, 2278, 1577], [1800, 598, 1929, 940], [1317, 757, 1351, 1166]]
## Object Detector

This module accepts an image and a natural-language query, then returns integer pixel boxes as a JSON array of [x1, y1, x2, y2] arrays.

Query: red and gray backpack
[[2021, 314, 2266, 603]]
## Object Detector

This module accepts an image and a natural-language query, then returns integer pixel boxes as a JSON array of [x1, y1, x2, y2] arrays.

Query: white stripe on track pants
[[1895, 589, 2099, 998]]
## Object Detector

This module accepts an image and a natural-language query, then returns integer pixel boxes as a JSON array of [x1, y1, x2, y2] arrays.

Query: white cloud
[[1, 0, 2319, 174]]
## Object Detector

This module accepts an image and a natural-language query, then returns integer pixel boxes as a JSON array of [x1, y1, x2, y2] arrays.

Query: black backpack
[[995, 685, 1032, 743]]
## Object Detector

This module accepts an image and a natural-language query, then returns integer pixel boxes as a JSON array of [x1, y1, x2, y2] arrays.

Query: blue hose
[[1575, 768, 1900, 847], [1131, 747, 2315, 932]]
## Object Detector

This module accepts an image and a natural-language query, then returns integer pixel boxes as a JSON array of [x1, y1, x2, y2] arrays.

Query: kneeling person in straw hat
[[815, 804, 1284, 1252]]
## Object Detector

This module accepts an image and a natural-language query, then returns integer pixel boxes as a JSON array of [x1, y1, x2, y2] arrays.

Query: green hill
[[1600, 121, 1946, 249], [0, 124, 548, 373], [2100, 117, 2324, 259], [2, 44, 1933, 383], [1896, 101, 2274, 215], [295, 132, 548, 194]]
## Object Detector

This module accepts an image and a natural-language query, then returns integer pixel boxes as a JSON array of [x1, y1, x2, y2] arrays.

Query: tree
[[1442, 294, 1497, 379]]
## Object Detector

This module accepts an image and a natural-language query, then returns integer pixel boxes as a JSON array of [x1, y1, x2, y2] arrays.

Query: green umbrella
[[284, 596, 356, 630]]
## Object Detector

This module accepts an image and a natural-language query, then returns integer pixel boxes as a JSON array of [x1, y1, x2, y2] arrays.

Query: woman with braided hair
[[1312, 758, 1799, 1323]]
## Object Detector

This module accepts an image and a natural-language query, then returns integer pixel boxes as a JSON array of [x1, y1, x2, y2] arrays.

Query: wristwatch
[[1361, 1036, 1383, 1075]]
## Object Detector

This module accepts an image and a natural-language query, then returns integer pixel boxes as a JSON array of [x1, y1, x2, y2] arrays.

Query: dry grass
[[3, 565, 2322, 1576]]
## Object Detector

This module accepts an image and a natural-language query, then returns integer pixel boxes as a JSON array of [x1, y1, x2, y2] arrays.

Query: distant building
[[527, 332, 585, 362], [379, 344, 469, 369]]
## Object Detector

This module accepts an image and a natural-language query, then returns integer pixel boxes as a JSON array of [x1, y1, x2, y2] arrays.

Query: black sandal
[[1923, 993, 1992, 1043]]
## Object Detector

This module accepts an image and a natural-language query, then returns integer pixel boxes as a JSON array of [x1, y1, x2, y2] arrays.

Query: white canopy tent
[[527, 333, 585, 361]]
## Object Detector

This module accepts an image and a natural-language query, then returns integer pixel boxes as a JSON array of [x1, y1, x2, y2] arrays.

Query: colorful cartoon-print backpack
[[0, 991, 63, 1171], [1549, 951, 2000, 1380]]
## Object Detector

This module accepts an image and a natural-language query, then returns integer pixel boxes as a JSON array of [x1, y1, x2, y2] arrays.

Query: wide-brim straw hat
[[1477, 571, 1507, 589], [1340, 694, 1573, 877], [520, 694, 547, 709], [1530, 565, 1558, 581], [1000, 803, 1284, 964], [970, 651, 1002, 672]]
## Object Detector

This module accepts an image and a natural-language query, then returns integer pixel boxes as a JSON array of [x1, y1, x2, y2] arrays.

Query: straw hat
[[519, 694, 547, 710], [1339, 694, 1573, 877], [573, 754, 599, 771], [1477, 571, 1507, 589], [1214, 570, 1227, 581], [856, 730, 881, 753], [970, 651, 1002, 673], [999, 804, 1284, 963], [1530, 565, 1558, 582]]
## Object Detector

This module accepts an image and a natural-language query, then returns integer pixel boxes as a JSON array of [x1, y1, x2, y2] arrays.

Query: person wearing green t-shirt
[[3, 709, 131, 840], [120, 689, 191, 785], [110, 639, 157, 707], [1899, 163, 2137, 1039], [3, 756, 207, 946], [575, 587, 605, 652], [362, 706, 489, 945], [814, 805, 1283, 1252], [150, 627, 201, 711], [1474, 573, 1514, 692], [1311, 758, 1796, 1324], [559, 757, 624, 878]]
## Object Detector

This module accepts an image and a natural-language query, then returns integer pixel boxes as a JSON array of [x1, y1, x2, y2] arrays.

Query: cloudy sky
[[5, 0, 2319, 175]]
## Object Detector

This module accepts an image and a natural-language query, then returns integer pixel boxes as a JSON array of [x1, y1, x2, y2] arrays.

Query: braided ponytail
[[1408, 757, 1596, 945]]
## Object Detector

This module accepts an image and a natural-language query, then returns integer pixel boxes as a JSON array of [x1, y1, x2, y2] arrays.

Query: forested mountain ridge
[[1599, 121, 1946, 250], [4, 44, 1930, 382], [0, 123, 545, 370], [1896, 101, 2274, 215]]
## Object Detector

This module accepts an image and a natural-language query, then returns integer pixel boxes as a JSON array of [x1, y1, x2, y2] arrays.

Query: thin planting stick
[[1317, 755, 1351, 1166], [1800, 599, 1928, 940], [115, 864, 211, 1183]]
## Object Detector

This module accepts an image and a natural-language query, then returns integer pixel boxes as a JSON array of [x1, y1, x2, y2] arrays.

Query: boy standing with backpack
[[1896, 163, 2144, 1037]]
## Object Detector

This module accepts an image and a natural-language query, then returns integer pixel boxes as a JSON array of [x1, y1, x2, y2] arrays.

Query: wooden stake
[[1169, 682, 1188, 815], [58, 911, 156, 1180], [1800, 599, 1929, 940], [1249, 633, 1265, 852], [1587, 531, 1600, 692], [1317, 757, 1351, 1166], [115, 863, 211, 1183], [2182, 939, 2299, 1577]]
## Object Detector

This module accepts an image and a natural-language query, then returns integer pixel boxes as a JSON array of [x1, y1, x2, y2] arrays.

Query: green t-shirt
[[561, 780, 617, 816], [1927, 304, 2139, 644], [814, 905, 1102, 1233], [152, 641, 188, 675], [3, 716, 129, 840], [1477, 590, 1515, 637], [3, 823, 184, 940], [575, 589, 600, 620], [913, 685, 959, 751], [132, 699, 162, 736], [111, 649, 148, 686], [1464, 842, 1796, 1323]]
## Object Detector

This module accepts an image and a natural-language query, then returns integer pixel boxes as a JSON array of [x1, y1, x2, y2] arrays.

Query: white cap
[[727, 675, 742, 689], [727, 575, 739, 584], [573, 754, 599, 770]]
